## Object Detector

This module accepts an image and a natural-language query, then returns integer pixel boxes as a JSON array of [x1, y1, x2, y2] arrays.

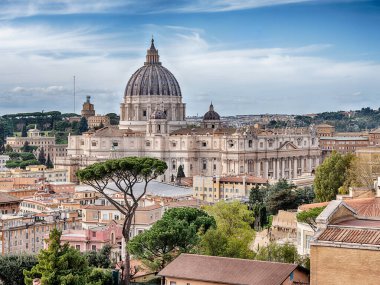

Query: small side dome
[[150, 109, 167, 120], [203, 103, 220, 121]]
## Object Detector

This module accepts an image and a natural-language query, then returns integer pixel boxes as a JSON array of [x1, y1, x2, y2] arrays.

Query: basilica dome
[[124, 39, 182, 97], [203, 103, 220, 121]]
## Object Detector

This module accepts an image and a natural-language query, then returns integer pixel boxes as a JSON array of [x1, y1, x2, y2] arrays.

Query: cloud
[[0, 0, 334, 19], [157, 0, 315, 13], [0, 23, 379, 116]]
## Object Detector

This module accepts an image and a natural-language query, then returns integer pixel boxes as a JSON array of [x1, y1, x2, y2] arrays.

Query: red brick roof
[[298, 202, 329, 211], [158, 254, 300, 285], [215, 176, 268, 184], [317, 226, 380, 246], [344, 198, 380, 217], [0, 193, 20, 204]]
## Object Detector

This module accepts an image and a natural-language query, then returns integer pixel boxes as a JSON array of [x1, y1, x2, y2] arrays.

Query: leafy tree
[[21, 141, 36, 153], [295, 186, 315, 205], [85, 244, 113, 268], [76, 157, 167, 285], [0, 255, 37, 285], [21, 125, 27, 137], [78, 117, 88, 134], [46, 154, 54, 169], [176, 165, 185, 184], [19, 152, 36, 161], [266, 187, 298, 214], [19, 159, 40, 169], [5, 144, 13, 153], [38, 147, 46, 165], [344, 155, 377, 191], [296, 206, 326, 231], [105, 113, 120, 125], [86, 268, 113, 285], [24, 228, 89, 285], [314, 151, 354, 202], [128, 207, 215, 272], [248, 185, 267, 230], [199, 201, 255, 259], [255, 242, 308, 268]]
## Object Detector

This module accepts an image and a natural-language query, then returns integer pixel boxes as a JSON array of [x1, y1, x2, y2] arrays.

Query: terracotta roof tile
[[345, 198, 380, 217], [317, 226, 380, 245], [298, 202, 329, 211], [158, 254, 300, 285], [215, 176, 268, 184], [0, 193, 20, 204]]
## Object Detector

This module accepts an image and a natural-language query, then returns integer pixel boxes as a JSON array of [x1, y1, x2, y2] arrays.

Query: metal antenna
[[73, 75, 76, 114]]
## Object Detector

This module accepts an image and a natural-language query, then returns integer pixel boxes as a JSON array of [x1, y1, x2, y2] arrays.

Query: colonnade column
[[293, 158, 298, 178], [264, 160, 269, 179], [256, 161, 261, 177], [281, 159, 285, 179]]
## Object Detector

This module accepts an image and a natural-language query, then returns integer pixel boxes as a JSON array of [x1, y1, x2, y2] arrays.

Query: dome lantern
[[145, 37, 161, 65]]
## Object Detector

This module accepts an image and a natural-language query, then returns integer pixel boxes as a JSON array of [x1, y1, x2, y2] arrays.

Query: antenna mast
[[73, 75, 76, 114]]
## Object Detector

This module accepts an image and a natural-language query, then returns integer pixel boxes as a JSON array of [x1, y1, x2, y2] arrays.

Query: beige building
[[81, 203, 163, 236], [87, 115, 110, 129], [6, 126, 67, 164], [193, 175, 267, 202], [56, 40, 321, 183], [316, 124, 335, 137], [310, 198, 380, 285], [81, 96, 111, 129], [1, 165, 68, 183], [0, 210, 80, 255], [159, 254, 310, 285]]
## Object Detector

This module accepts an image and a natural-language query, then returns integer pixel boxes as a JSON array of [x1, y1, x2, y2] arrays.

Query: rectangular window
[[91, 245, 96, 251], [143, 110, 147, 117], [248, 140, 252, 147], [76, 245, 81, 250], [306, 235, 311, 249]]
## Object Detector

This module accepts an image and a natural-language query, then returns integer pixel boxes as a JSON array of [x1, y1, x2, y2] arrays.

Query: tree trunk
[[124, 235, 131, 285]]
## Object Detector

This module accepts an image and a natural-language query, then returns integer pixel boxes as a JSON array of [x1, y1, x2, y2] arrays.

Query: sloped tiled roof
[[317, 226, 380, 246], [216, 176, 268, 184], [0, 192, 20, 204], [158, 254, 301, 285], [345, 198, 380, 217]]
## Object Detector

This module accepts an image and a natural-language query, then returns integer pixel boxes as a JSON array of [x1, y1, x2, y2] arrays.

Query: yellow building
[[355, 146, 380, 178], [310, 199, 380, 285], [193, 175, 267, 202]]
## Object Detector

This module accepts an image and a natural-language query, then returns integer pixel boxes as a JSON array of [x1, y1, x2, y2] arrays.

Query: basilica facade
[[56, 40, 321, 183]]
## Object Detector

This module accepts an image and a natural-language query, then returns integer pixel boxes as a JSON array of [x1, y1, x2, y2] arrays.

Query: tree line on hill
[[0, 111, 120, 150], [267, 106, 380, 131], [3, 142, 53, 169]]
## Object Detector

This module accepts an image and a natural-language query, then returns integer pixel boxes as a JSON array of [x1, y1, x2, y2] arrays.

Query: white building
[[56, 39, 321, 183], [0, 155, 9, 171]]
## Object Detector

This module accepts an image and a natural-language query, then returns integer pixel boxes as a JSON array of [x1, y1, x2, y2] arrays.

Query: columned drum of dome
[[119, 39, 187, 132]]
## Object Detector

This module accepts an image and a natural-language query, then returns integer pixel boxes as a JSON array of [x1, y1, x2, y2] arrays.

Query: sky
[[0, 0, 380, 116]]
